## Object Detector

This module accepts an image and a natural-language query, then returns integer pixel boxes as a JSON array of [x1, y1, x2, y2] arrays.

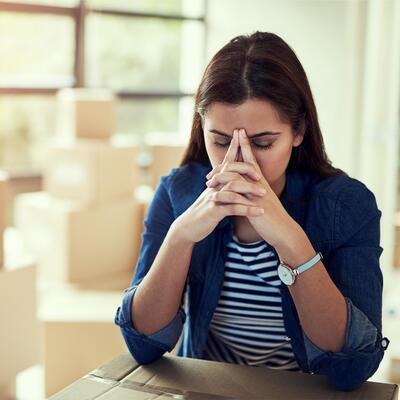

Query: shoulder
[[311, 173, 380, 217], [158, 161, 210, 215], [160, 161, 209, 187], [307, 172, 381, 245]]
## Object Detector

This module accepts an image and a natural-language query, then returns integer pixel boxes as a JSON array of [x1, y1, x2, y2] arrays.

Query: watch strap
[[296, 252, 323, 275]]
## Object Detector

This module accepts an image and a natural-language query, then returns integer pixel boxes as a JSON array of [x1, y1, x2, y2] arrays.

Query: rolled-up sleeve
[[114, 171, 187, 364], [114, 286, 186, 364], [301, 181, 390, 391]]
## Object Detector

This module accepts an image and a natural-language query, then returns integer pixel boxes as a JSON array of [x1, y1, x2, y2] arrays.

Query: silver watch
[[277, 252, 323, 286]]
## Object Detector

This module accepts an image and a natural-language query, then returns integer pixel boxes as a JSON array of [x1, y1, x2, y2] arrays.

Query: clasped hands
[[205, 128, 298, 248]]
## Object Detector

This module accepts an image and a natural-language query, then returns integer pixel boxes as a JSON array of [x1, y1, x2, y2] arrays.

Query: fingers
[[223, 129, 240, 164], [209, 192, 265, 217], [238, 128, 258, 165], [206, 129, 263, 181], [221, 180, 267, 197], [206, 173, 265, 195], [206, 130, 239, 179], [207, 162, 260, 183], [220, 203, 264, 217], [209, 190, 259, 207]]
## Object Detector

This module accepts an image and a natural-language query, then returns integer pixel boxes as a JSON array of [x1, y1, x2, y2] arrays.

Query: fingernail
[[206, 171, 212, 178], [240, 129, 246, 138], [258, 188, 267, 194], [256, 208, 264, 214]]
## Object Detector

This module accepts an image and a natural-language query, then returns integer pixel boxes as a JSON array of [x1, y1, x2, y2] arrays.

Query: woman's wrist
[[168, 218, 196, 247], [273, 224, 317, 269]]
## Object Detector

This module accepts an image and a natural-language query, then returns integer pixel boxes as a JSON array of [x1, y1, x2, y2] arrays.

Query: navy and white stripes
[[203, 234, 301, 371]]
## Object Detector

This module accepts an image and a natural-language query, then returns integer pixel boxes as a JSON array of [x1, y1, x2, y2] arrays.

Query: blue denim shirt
[[114, 161, 390, 392]]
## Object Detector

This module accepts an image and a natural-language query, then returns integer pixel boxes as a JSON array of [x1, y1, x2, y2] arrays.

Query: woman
[[114, 31, 390, 391]]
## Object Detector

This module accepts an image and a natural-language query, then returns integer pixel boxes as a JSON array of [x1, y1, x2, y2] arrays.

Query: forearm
[[132, 220, 194, 336], [274, 224, 347, 353]]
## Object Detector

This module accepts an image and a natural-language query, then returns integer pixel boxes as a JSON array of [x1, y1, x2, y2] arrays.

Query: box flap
[[50, 353, 399, 400]]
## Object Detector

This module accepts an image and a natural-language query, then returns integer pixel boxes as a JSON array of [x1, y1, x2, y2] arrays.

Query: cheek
[[204, 140, 224, 167], [256, 144, 292, 175]]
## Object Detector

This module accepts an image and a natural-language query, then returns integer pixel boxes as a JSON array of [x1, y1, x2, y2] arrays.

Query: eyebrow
[[209, 129, 281, 138]]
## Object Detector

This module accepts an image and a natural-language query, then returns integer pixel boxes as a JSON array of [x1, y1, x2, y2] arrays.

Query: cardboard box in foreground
[[50, 353, 399, 400], [0, 261, 41, 391], [38, 282, 129, 397]]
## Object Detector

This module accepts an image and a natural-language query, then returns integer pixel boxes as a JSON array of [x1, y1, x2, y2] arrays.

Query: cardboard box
[[14, 191, 142, 284], [56, 88, 116, 140], [147, 144, 186, 189], [394, 212, 400, 268], [50, 353, 399, 399], [0, 171, 8, 267], [134, 184, 154, 222], [44, 141, 139, 207], [38, 284, 128, 397], [391, 355, 400, 384], [0, 380, 16, 400], [0, 260, 41, 390]]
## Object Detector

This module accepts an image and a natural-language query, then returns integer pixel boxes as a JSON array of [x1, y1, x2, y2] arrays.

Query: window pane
[[0, 96, 56, 169], [6, 0, 79, 6], [0, 13, 75, 87], [117, 98, 180, 136], [87, 15, 199, 92], [87, 0, 204, 18]]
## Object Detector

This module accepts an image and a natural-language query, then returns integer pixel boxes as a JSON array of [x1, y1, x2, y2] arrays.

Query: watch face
[[278, 264, 295, 285]]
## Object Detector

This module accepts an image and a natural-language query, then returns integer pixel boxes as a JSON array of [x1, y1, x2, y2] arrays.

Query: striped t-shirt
[[202, 234, 301, 372]]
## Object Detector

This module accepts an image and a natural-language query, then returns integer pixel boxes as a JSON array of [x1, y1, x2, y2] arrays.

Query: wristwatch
[[277, 252, 323, 286]]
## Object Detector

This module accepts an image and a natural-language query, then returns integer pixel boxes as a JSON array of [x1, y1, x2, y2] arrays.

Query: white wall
[[206, 0, 356, 173], [205, 0, 400, 278]]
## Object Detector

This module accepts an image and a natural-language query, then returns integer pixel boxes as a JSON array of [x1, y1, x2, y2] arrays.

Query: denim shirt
[[114, 160, 390, 392]]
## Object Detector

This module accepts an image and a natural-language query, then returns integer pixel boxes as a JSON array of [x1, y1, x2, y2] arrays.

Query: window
[[0, 0, 206, 169]]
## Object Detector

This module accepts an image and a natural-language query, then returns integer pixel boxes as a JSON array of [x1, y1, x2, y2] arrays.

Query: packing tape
[[86, 374, 237, 399], [120, 380, 237, 399]]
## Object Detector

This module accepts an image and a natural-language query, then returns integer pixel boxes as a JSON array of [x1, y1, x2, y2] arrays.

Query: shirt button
[[381, 337, 390, 350]]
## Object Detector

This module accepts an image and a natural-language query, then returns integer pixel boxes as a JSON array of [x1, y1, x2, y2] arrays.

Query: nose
[[236, 149, 244, 162]]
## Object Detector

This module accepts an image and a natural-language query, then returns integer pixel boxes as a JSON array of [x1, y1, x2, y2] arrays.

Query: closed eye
[[213, 141, 273, 151]]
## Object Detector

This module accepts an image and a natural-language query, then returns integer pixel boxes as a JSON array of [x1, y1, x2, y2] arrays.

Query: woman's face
[[202, 98, 304, 197]]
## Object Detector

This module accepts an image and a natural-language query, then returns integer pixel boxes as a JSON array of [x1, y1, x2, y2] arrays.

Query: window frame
[[0, 0, 207, 98]]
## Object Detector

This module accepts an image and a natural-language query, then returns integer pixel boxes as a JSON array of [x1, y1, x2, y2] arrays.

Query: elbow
[[317, 348, 385, 392], [119, 326, 166, 365], [127, 344, 165, 365], [328, 374, 365, 392]]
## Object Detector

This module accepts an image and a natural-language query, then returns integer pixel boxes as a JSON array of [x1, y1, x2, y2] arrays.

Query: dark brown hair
[[179, 31, 346, 178]]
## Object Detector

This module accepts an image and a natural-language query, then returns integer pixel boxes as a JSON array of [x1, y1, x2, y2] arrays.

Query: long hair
[[179, 31, 346, 178]]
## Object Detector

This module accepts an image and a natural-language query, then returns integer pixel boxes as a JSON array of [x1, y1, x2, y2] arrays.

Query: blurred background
[[0, 0, 399, 398]]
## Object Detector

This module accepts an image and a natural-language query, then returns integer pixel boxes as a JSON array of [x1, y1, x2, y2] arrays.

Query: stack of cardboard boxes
[[12, 89, 154, 396], [9, 88, 188, 397], [0, 172, 41, 399], [16, 89, 144, 286], [0, 172, 6, 268], [146, 140, 187, 190]]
